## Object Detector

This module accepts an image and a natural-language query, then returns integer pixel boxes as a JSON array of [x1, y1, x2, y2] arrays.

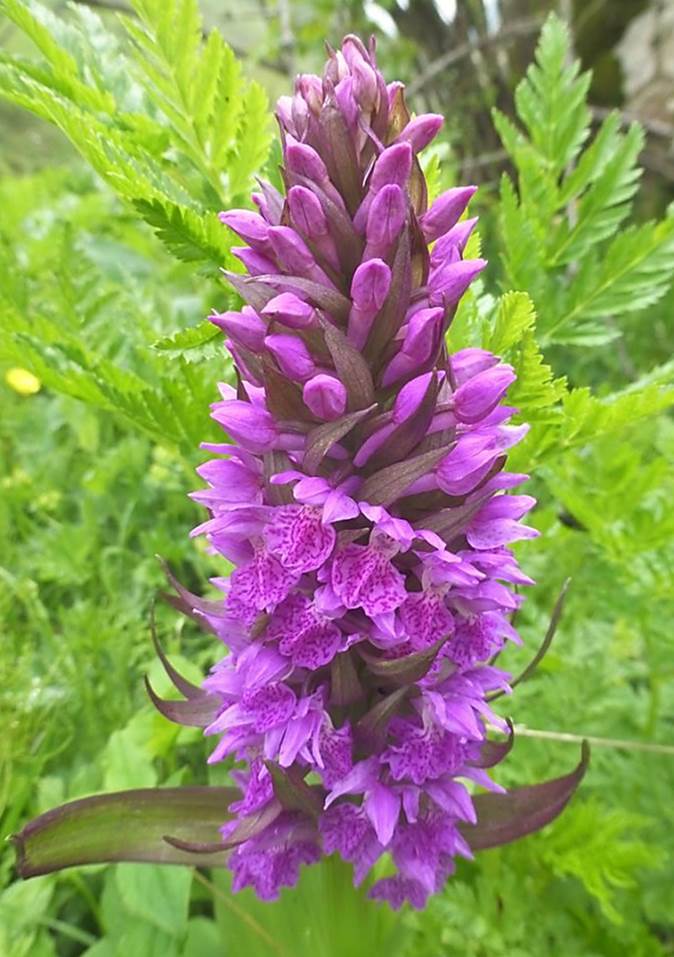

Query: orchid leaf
[[469, 720, 515, 769], [303, 404, 376, 474], [461, 742, 590, 850], [149, 603, 203, 700], [144, 676, 219, 728], [488, 579, 571, 701], [359, 638, 448, 686], [265, 762, 323, 817], [360, 445, 451, 506], [14, 787, 237, 877]]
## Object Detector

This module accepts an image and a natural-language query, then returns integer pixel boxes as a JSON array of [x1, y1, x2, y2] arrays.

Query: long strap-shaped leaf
[[15, 746, 589, 879], [461, 741, 589, 850], [14, 786, 237, 878]]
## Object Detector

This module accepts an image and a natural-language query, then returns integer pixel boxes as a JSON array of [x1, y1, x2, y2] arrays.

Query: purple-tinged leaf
[[255, 177, 284, 224], [264, 450, 295, 505], [468, 720, 514, 769], [14, 787, 237, 877], [144, 677, 219, 728], [318, 101, 362, 214], [360, 445, 451, 507], [158, 558, 225, 620], [488, 580, 571, 702], [364, 227, 412, 363], [262, 358, 312, 422], [221, 271, 276, 311], [460, 742, 590, 850], [166, 800, 281, 854], [386, 84, 411, 141], [150, 605, 203, 700], [355, 686, 411, 751], [408, 156, 428, 219], [256, 274, 352, 323], [359, 638, 448, 686], [264, 762, 324, 817], [330, 650, 364, 707], [319, 316, 376, 411], [415, 497, 486, 541], [303, 404, 377, 474]]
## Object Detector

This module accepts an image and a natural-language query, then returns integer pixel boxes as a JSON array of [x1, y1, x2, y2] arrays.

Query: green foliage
[[0, 0, 271, 271], [1, 6, 673, 957], [0, 167, 228, 452], [493, 14, 674, 347]]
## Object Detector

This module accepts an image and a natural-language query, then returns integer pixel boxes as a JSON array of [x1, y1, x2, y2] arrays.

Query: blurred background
[[3, 0, 674, 198], [1, 1, 673, 955]]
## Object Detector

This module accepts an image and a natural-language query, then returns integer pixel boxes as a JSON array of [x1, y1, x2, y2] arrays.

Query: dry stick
[[514, 726, 674, 756], [193, 870, 287, 956], [408, 16, 544, 97]]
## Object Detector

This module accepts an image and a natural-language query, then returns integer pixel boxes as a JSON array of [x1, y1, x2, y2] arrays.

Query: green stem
[[514, 724, 674, 755]]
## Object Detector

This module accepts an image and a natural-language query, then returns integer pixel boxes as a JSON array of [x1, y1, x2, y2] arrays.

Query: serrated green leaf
[[483, 291, 536, 354], [133, 199, 232, 271], [152, 321, 221, 352]]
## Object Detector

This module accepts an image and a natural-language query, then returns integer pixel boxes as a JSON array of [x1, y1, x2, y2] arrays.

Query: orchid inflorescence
[[13, 32, 588, 910], [157, 34, 547, 910]]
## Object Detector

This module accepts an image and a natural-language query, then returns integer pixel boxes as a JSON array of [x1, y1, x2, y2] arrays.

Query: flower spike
[[14, 35, 588, 911]]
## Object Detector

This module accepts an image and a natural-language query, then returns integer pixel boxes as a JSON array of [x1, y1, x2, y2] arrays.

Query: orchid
[[14, 32, 587, 916]]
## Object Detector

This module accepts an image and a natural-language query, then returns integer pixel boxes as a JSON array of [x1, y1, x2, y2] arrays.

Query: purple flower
[[180, 35, 537, 909]]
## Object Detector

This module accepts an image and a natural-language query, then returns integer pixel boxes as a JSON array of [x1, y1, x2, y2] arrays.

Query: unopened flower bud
[[381, 307, 445, 386], [262, 293, 315, 329], [420, 186, 478, 243], [303, 374, 347, 420], [348, 258, 391, 348], [219, 209, 271, 248], [266, 333, 317, 381], [453, 365, 516, 423], [397, 113, 444, 152], [429, 258, 487, 307], [364, 185, 406, 259], [210, 306, 267, 352]]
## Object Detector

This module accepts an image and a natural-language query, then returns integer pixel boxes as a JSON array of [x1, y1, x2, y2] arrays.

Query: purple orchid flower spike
[[176, 35, 584, 909], [14, 34, 587, 911]]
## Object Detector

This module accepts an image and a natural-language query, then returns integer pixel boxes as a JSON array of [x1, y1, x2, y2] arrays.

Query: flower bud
[[429, 258, 487, 307], [353, 143, 413, 233], [266, 333, 317, 381], [288, 186, 339, 269], [430, 217, 478, 267], [210, 400, 278, 454], [397, 113, 444, 152], [453, 365, 516, 423], [450, 348, 499, 385], [420, 186, 478, 244], [364, 185, 406, 259], [262, 293, 315, 329], [303, 374, 347, 420], [219, 209, 271, 248], [381, 307, 445, 386], [334, 77, 358, 130], [297, 73, 323, 114], [348, 258, 391, 348], [232, 247, 277, 276], [210, 306, 267, 352], [268, 226, 333, 287], [285, 138, 344, 210]]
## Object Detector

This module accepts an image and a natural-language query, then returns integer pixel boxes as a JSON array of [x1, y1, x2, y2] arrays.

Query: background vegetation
[[1, 1, 673, 954]]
